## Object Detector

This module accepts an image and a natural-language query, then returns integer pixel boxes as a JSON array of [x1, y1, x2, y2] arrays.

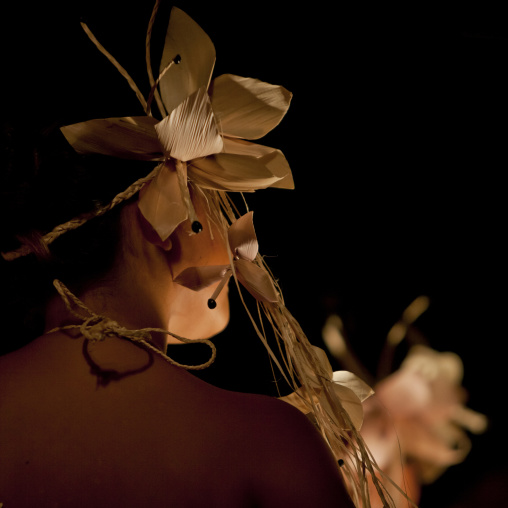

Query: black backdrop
[[2, 2, 505, 506]]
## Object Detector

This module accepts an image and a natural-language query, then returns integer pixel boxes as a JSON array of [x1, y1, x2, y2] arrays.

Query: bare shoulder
[[0, 337, 354, 507], [213, 390, 354, 507]]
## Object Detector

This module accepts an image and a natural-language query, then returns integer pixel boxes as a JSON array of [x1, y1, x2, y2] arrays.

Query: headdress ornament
[[2, 4, 398, 506]]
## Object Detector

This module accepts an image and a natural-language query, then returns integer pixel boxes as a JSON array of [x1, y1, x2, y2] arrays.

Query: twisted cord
[[145, 0, 167, 117], [80, 22, 148, 112], [48, 279, 216, 370], [145, 58, 177, 116], [1, 164, 162, 262]]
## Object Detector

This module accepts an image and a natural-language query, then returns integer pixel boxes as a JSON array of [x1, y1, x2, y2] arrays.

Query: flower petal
[[189, 154, 281, 191], [322, 382, 365, 430], [333, 371, 375, 403], [158, 7, 216, 116], [137, 163, 187, 240], [188, 139, 294, 191], [174, 265, 231, 291], [228, 212, 258, 262], [235, 258, 278, 303], [210, 74, 292, 140], [155, 86, 223, 161], [223, 138, 294, 189], [60, 117, 162, 160]]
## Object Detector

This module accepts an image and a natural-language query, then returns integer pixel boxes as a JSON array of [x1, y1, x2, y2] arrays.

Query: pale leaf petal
[[60, 117, 162, 160], [189, 154, 281, 191], [137, 164, 187, 240], [174, 265, 230, 291], [333, 371, 375, 403], [189, 137, 295, 191], [159, 7, 216, 115], [210, 74, 292, 139], [155, 86, 223, 161], [326, 383, 365, 430], [223, 138, 294, 189], [228, 212, 258, 261], [235, 259, 278, 303]]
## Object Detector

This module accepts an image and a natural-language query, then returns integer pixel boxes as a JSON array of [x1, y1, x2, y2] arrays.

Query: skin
[[0, 200, 354, 507]]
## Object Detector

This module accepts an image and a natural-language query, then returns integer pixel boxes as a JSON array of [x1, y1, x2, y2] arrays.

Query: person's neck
[[44, 236, 175, 353]]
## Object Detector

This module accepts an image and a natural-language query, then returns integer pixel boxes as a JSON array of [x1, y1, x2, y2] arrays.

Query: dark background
[[2, 2, 505, 506]]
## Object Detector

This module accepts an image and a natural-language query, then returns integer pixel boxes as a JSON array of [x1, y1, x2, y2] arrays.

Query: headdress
[[1, 3, 403, 506], [323, 297, 487, 506]]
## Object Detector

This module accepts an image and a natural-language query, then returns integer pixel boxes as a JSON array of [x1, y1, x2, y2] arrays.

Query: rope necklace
[[48, 279, 216, 371]]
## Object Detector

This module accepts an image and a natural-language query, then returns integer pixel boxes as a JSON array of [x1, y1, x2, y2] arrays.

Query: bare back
[[0, 332, 352, 507]]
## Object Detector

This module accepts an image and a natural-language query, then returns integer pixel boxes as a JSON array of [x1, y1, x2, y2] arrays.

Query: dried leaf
[[228, 212, 258, 262], [235, 258, 278, 303], [137, 164, 187, 240], [223, 138, 294, 189], [158, 7, 216, 116], [189, 138, 294, 191], [210, 74, 292, 140], [323, 383, 365, 430], [189, 153, 282, 191], [61, 117, 161, 160], [333, 371, 375, 403]]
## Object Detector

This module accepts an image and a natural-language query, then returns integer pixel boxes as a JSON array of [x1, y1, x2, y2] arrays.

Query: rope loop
[[49, 279, 216, 371]]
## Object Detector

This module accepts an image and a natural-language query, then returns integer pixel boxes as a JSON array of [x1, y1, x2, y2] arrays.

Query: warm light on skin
[[166, 280, 230, 342], [43, 191, 231, 352], [163, 189, 232, 342]]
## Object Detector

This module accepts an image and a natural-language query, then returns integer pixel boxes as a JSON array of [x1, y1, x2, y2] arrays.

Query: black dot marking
[[207, 299, 217, 309], [338, 459, 345, 467], [192, 221, 203, 234], [173, 54, 182, 64]]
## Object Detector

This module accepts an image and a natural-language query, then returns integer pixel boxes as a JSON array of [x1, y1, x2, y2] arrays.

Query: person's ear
[[137, 207, 173, 251]]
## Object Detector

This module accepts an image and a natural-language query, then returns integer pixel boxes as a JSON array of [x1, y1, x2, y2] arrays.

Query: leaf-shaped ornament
[[228, 212, 258, 262], [223, 138, 294, 188], [60, 117, 162, 160], [189, 139, 294, 191], [332, 371, 375, 403], [158, 7, 216, 116], [137, 163, 188, 240], [210, 74, 292, 140], [234, 259, 278, 303], [321, 382, 365, 430], [189, 154, 281, 191]]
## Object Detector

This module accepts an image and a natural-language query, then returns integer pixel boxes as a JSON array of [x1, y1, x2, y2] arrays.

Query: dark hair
[[0, 2, 164, 353], [0, 118, 155, 353]]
